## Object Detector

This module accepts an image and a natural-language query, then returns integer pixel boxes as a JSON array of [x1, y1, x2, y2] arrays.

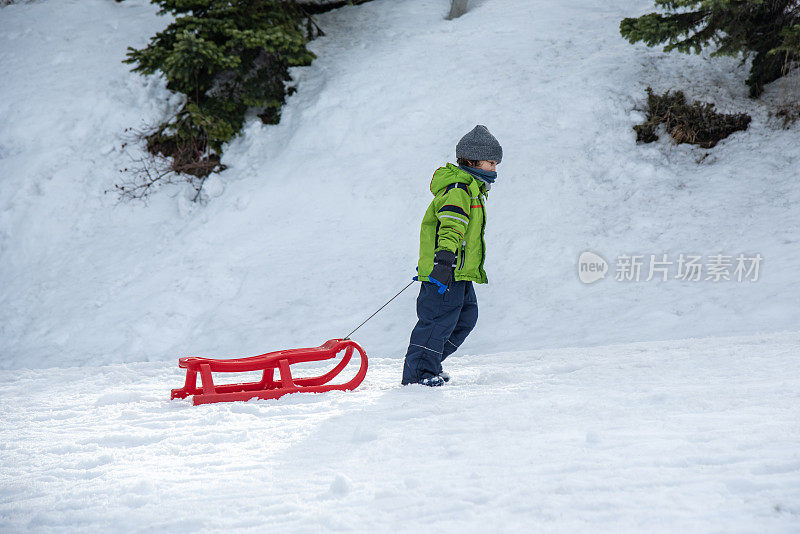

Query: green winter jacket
[[417, 163, 488, 284]]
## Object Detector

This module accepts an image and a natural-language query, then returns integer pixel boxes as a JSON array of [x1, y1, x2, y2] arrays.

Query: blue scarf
[[458, 164, 497, 184]]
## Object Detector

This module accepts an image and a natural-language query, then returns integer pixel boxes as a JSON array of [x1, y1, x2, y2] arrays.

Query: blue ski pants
[[401, 280, 478, 384]]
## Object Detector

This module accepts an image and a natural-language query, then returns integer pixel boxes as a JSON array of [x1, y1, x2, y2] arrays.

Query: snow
[[1, 0, 798, 369], [2, 331, 799, 532], [1, 0, 800, 530]]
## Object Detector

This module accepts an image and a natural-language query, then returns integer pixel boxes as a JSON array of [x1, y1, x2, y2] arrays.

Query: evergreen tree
[[124, 0, 315, 178], [620, 1, 800, 97]]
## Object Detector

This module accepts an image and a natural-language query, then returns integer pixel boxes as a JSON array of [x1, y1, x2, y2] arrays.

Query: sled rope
[[344, 280, 416, 340]]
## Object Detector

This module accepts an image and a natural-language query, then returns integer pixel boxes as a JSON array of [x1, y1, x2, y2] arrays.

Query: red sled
[[170, 338, 368, 406]]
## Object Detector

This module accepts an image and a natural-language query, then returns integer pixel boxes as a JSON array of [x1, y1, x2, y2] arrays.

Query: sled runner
[[171, 338, 368, 405]]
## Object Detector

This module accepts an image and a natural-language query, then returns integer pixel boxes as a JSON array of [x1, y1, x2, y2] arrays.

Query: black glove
[[429, 250, 456, 294]]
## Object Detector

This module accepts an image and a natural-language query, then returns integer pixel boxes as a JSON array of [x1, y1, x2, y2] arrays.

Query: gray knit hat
[[456, 125, 503, 164]]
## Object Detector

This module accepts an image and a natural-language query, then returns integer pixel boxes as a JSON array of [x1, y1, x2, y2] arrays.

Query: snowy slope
[[1, 332, 799, 532], [1, 2, 799, 530], [1, 0, 799, 370]]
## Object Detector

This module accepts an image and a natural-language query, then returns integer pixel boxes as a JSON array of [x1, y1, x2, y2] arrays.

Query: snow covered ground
[[1, 0, 798, 369], [2, 331, 799, 532], [2, 0, 800, 530]]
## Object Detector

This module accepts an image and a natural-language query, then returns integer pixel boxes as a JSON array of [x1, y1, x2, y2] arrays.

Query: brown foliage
[[111, 126, 226, 203], [634, 88, 751, 148]]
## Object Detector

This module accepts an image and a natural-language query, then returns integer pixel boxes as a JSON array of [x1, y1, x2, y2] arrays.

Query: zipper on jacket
[[458, 240, 466, 270], [478, 195, 486, 279]]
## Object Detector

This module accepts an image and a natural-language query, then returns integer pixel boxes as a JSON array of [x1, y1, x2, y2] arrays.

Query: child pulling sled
[[402, 125, 503, 387]]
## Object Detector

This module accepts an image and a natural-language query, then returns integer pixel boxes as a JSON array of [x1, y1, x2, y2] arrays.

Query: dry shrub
[[772, 103, 800, 128], [634, 88, 751, 148], [109, 126, 226, 203]]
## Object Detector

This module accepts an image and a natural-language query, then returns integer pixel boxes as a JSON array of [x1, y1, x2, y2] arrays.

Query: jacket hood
[[429, 163, 475, 195]]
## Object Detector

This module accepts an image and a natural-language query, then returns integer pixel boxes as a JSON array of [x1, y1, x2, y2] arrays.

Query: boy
[[401, 125, 502, 386]]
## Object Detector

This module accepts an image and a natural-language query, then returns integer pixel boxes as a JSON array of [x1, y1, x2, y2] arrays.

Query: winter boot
[[419, 375, 446, 387]]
